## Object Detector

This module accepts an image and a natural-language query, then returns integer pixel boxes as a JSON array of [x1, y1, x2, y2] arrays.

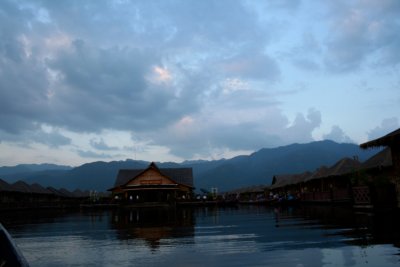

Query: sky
[[0, 0, 399, 166]]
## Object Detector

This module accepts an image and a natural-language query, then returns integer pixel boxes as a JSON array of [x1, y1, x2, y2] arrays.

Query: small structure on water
[[108, 162, 194, 206]]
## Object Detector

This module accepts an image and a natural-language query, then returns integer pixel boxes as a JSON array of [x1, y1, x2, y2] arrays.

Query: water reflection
[[110, 208, 195, 250], [278, 205, 400, 248], [2, 205, 400, 267]]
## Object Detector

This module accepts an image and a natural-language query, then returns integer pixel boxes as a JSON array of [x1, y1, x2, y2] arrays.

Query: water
[[2, 205, 400, 267]]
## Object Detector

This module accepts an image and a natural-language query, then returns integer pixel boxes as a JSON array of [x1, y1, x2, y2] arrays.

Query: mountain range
[[0, 140, 380, 192]]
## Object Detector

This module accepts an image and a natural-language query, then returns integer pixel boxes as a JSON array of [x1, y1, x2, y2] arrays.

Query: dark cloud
[[0, 128, 71, 148], [90, 139, 118, 151], [0, 0, 275, 138], [2, 0, 396, 162]]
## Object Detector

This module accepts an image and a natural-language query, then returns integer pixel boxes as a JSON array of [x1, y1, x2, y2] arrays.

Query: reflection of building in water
[[108, 162, 194, 207], [111, 208, 195, 250], [274, 205, 400, 249]]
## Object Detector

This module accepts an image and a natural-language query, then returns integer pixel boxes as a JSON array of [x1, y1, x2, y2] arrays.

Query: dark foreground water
[[2, 205, 400, 267]]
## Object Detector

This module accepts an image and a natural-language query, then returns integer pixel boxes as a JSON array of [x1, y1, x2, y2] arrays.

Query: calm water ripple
[[1, 205, 400, 267]]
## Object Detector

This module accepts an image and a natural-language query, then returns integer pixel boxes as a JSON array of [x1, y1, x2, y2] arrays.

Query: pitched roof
[[112, 162, 194, 189], [113, 169, 143, 187], [30, 183, 52, 194], [271, 171, 312, 189], [326, 157, 361, 177], [360, 128, 400, 149], [0, 179, 14, 192], [72, 189, 90, 198], [46, 186, 65, 197], [226, 185, 267, 194], [57, 188, 76, 198], [304, 166, 330, 182], [11, 181, 32, 193], [360, 147, 392, 170]]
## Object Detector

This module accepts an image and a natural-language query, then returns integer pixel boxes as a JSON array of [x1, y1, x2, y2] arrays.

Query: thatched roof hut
[[30, 183, 53, 195], [360, 128, 400, 149], [271, 172, 311, 189], [360, 128, 400, 173], [360, 147, 392, 170], [326, 157, 361, 177], [304, 166, 330, 182], [11, 181, 32, 193], [0, 179, 14, 192], [225, 185, 267, 194]]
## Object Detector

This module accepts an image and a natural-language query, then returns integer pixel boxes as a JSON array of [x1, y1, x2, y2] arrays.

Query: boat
[[0, 223, 29, 267]]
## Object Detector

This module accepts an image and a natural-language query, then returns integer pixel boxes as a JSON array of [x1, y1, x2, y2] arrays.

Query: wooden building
[[0, 178, 90, 210], [270, 157, 360, 203], [359, 128, 400, 208], [224, 185, 268, 204], [108, 162, 194, 206], [302, 158, 360, 203], [271, 171, 311, 200], [268, 128, 400, 208]]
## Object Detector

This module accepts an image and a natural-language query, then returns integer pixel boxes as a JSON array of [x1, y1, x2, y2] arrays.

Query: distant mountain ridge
[[0, 163, 72, 176], [0, 140, 380, 192]]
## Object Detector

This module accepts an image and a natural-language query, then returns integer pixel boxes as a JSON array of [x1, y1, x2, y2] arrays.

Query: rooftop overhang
[[360, 128, 400, 149]]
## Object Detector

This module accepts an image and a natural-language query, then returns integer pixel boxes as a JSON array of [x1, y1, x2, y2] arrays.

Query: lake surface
[[2, 205, 400, 267]]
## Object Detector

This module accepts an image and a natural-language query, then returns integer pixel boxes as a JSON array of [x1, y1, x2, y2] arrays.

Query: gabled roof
[[271, 171, 312, 188], [12, 181, 32, 193], [0, 179, 14, 192], [326, 157, 361, 177], [30, 183, 52, 194], [113, 169, 144, 187], [360, 128, 400, 149], [72, 189, 90, 198], [226, 185, 267, 194], [305, 166, 330, 182], [57, 188, 76, 198], [112, 162, 194, 189], [360, 147, 392, 170], [46, 186, 66, 197]]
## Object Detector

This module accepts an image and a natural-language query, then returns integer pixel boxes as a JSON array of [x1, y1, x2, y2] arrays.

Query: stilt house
[[108, 162, 194, 205]]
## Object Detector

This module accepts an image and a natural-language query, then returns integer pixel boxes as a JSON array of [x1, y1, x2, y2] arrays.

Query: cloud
[[367, 117, 399, 140], [1, 1, 397, 164], [90, 139, 118, 151], [0, 127, 71, 148], [221, 51, 280, 81], [324, 0, 400, 72], [76, 150, 113, 159], [0, 0, 276, 138], [148, 107, 321, 159], [323, 125, 354, 143], [284, 108, 322, 143], [290, 33, 322, 71]]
